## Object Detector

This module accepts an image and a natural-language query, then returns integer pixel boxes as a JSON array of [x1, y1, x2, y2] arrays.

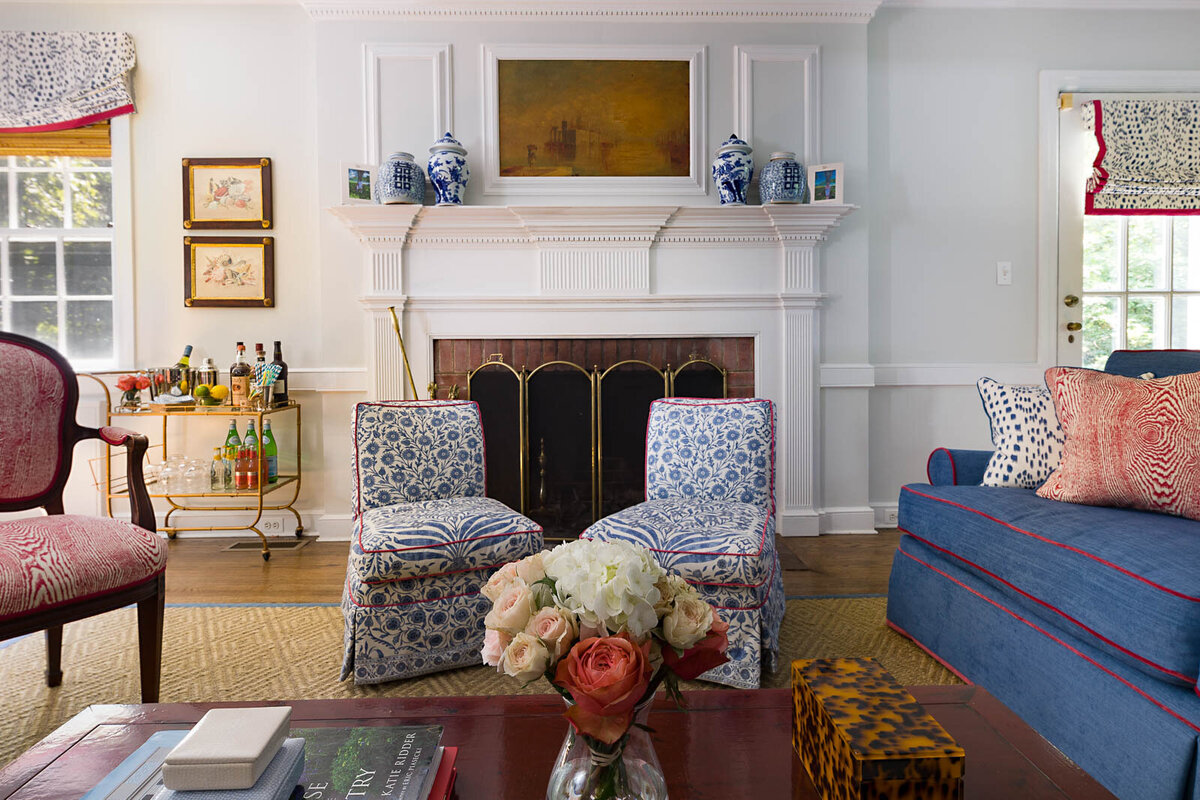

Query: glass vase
[[546, 699, 667, 800]]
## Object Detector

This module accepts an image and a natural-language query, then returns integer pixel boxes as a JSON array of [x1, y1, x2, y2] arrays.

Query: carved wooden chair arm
[[81, 426, 157, 534]]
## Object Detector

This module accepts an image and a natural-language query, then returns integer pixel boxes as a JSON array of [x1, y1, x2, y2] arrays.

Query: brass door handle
[[1064, 294, 1080, 307], [1066, 322, 1082, 331]]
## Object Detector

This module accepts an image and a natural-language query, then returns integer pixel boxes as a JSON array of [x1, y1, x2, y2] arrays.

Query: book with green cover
[[291, 725, 443, 800]]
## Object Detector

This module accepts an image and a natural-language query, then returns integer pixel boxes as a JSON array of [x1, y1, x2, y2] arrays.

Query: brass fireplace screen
[[455, 355, 729, 539]]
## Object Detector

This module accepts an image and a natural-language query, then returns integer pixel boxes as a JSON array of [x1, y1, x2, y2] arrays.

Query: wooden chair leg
[[136, 574, 165, 703], [44, 626, 63, 687]]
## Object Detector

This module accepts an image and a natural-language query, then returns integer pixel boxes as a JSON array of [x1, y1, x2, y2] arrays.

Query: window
[[0, 125, 120, 368], [1081, 216, 1200, 367]]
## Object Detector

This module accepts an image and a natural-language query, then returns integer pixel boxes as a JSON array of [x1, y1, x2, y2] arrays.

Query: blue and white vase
[[375, 152, 425, 205], [759, 151, 806, 204], [712, 134, 753, 206], [427, 132, 469, 206]]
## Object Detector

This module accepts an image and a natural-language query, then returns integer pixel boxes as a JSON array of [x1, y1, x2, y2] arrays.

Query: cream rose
[[481, 628, 513, 668], [525, 606, 578, 660], [515, 552, 547, 584], [662, 595, 715, 651], [481, 562, 520, 603], [654, 574, 692, 616], [502, 632, 551, 684], [485, 581, 535, 634]]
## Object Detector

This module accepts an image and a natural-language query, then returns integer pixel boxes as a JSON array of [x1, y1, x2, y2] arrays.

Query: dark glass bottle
[[271, 340, 289, 406], [230, 342, 251, 409]]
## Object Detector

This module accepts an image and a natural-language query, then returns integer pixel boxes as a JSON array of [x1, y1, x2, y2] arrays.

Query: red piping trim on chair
[[903, 529, 1194, 684], [925, 448, 957, 485], [344, 579, 483, 609], [900, 485, 1200, 602], [360, 562, 496, 585], [708, 557, 777, 611], [885, 620, 973, 685], [896, 545, 1200, 735], [357, 526, 543, 556], [0, 567, 165, 624]]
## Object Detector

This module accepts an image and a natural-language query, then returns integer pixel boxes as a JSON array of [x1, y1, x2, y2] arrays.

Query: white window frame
[[0, 115, 133, 369]]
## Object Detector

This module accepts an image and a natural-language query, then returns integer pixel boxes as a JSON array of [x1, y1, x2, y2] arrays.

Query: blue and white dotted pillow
[[977, 377, 1065, 489]]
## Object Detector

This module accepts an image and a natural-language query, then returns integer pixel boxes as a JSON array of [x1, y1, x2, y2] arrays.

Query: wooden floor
[[163, 531, 904, 603]]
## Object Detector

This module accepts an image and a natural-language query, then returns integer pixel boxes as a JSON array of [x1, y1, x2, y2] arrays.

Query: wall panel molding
[[734, 44, 821, 168], [362, 42, 451, 165]]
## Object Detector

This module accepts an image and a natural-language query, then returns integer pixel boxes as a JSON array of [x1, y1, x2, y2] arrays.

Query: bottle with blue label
[[261, 420, 278, 484]]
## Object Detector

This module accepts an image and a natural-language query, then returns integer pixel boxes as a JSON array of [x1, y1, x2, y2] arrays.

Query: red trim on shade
[[0, 566, 165, 623], [1087, 100, 1109, 200], [0, 104, 134, 134], [896, 546, 1200, 735], [344, 578, 483, 609], [885, 620, 974, 685], [904, 529, 1194, 684], [1110, 349, 1200, 355], [925, 448, 957, 485], [900, 485, 1200, 602]]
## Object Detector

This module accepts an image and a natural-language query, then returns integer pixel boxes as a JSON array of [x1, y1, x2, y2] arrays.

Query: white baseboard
[[152, 508, 354, 540], [818, 507, 877, 534], [872, 503, 900, 529]]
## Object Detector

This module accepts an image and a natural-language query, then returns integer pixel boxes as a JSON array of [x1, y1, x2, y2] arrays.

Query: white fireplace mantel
[[330, 202, 855, 535]]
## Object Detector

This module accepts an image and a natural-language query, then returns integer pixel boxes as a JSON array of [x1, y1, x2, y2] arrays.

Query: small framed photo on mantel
[[341, 162, 374, 204], [807, 162, 844, 205], [184, 236, 275, 308], [182, 157, 273, 229]]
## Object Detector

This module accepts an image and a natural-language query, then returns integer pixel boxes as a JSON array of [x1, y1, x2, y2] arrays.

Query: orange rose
[[662, 613, 730, 681], [554, 633, 652, 744]]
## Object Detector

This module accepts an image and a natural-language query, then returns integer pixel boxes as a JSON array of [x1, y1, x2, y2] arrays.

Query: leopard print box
[[792, 658, 965, 800]]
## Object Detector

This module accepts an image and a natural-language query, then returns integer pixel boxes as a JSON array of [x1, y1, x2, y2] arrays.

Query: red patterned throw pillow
[[1037, 367, 1200, 520]]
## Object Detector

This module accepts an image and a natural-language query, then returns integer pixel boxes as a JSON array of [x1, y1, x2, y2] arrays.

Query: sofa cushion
[[898, 483, 1200, 686], [583, 498, 775, 599], [976, 377, 1064, 489], [1038, 367, 1200, 521], [350, 496, 542, 583], [0, 515, 166, 620]]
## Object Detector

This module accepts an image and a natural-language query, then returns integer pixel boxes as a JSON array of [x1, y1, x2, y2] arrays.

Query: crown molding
[[880, 0, 1200, 8], [302, 0, 882, 22]]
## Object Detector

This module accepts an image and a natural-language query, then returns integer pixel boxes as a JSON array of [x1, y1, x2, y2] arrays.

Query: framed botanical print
[[184, 236, 275, 308], [182, 157, 273, 229]]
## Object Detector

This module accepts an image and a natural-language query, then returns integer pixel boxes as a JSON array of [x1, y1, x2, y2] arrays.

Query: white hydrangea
[[543, 538, 665, 640]]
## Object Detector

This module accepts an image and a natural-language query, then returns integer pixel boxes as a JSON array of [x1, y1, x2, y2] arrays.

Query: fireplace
[[432, 337, 752, 539]]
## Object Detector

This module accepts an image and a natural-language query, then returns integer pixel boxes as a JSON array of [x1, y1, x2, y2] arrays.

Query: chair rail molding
[[332, 202, 854, 535]]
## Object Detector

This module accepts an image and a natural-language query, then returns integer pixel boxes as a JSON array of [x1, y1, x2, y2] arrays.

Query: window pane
[[1083, 218, 1121, 291], [17, 171, 63, 228], [1127, 295, 1168, 350], [1175, 219, 1200, 291], [65, 300, 113, 360], [1173, 294, 1200, 349], [10, 301, 57, 346], [1127, 218, 1168, 290], [8, 240, 56, 295], [64, 240, 112, 295], [70, 170, 112, 228], [15, 157, 56, 168], [0, 170, 7, 226], [70, 157, 111, 169], [1083, 295, 1120, 369]]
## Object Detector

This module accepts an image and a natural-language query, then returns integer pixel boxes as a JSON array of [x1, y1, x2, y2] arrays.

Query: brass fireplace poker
[[386, 306, 420, 400]]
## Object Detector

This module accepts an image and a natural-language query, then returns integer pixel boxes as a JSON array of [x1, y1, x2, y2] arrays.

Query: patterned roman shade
[[1081, 99, 1200, 215], [0, 32, 136, 132]]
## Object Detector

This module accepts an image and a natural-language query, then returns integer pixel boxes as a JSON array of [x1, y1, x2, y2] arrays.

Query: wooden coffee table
[[0, 686, 1112, 799]]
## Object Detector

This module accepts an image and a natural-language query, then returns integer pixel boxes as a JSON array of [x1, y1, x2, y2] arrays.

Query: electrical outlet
[[996, 261, 1013, 285], [886, 510, 898, 525], [260, 516, 284, 534]]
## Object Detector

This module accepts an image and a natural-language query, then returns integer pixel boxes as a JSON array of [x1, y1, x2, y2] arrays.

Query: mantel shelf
[[329, 203, 856, 246]]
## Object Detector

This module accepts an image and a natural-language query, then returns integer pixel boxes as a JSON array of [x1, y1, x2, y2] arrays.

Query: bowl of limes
[[195, 384, 229, 406]]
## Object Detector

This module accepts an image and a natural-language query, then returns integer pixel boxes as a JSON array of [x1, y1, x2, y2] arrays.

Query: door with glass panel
[[1058, 95, 1200, 367]]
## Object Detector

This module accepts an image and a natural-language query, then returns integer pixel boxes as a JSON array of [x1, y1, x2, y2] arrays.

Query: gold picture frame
[[184, 236, 275, 308], [182, 157, 273, 229]]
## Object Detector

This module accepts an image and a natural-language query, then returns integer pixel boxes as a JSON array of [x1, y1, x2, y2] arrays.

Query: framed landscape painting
[[182, 157, 273, 229], [184, 236, 275, 308], [482, 45, 706, 196]]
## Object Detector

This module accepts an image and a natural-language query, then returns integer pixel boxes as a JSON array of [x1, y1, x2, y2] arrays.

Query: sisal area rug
[[0, 596, 959, 768]]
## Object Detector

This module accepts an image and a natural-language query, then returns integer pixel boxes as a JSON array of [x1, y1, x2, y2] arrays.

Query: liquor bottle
[[230, 343, 251, 409], [270, 341, 289, 406], [175, 344, 193, 369], [210, 447, 226, 491], [253, 343, 267, 407], [262, 420, 279, 484]]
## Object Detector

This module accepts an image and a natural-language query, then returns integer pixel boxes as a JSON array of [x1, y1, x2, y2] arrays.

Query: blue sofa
[[887, 349, 1200, 800]]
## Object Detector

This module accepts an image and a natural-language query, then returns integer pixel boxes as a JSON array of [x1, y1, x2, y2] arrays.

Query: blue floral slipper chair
[[341, 400, 543, 684], [581, 397, 784, 689]]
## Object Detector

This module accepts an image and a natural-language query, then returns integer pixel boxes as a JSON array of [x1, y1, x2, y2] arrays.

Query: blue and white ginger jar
[[375, 152, 425, 205], [759, 151, 806, 204], [427, 132, 469, 206], [712, 134, 753, 206]]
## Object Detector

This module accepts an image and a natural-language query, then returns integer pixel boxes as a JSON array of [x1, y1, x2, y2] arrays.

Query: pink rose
[[481, 628, 512, 667], [484, 581, 534, 634], [501, 632, 550, 684], [663, 613, 730, 681], [515, 552, 546, 584], [554, 633, 652, 744], [481, 562, 520, 602], [526, 606, 577, 660]]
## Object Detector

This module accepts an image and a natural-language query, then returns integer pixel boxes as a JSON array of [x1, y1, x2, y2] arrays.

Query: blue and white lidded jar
[[759, 152, 806, 204], [712, 134, 754, 206], [375, 152, 425, 205], [427, 132, 469, 206]]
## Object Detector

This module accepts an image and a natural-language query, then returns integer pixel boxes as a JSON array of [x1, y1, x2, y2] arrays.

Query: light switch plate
[[997, 261, 1012, 285]]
